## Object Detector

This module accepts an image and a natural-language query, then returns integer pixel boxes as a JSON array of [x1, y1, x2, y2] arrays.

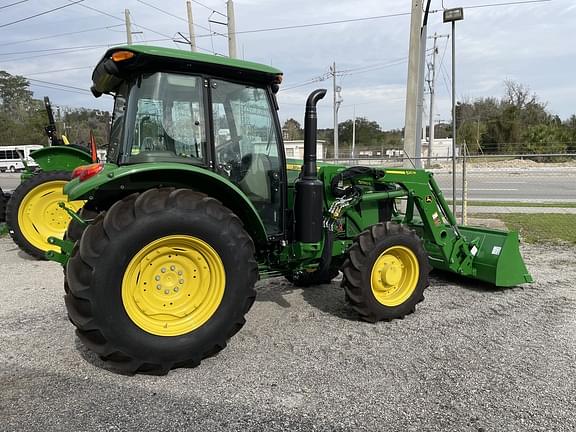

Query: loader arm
[[340, 168, 532, 287]]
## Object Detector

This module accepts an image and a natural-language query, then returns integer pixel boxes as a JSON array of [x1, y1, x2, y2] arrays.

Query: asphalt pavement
[[434, 171, 576, 203], [1, 236, 575, 431], [2, 169, 575, 203]]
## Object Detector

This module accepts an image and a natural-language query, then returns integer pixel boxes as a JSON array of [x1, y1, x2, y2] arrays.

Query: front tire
[[6, 171, 84, 259], [341, 222, 431, 322], [65, 188, 258, 374]]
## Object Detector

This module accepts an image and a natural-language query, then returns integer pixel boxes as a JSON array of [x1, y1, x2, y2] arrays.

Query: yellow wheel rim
[[122, 235, 226, 337], [370, 245, 419, 307], [17, 180, 84, 253]]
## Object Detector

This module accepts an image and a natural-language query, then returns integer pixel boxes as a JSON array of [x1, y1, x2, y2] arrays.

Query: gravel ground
[[0, 236, 575, 431]]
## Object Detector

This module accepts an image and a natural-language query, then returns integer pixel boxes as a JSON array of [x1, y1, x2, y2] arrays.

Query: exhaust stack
[[294, 89, 327, 243]]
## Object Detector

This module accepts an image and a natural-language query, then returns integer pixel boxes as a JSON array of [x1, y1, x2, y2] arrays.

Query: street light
[[443, 7, 464, 217]]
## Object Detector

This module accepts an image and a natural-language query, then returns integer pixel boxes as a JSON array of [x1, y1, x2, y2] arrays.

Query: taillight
[[72, 163, 104, 182]]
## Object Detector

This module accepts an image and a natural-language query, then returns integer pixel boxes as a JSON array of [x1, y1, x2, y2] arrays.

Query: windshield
[[122, 72, 207, 164]]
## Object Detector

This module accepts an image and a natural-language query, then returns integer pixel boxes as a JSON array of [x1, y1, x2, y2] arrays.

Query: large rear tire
[[341, 222, 431, 322], [6, 171, 84, 259], [65, 188, 258, 374]]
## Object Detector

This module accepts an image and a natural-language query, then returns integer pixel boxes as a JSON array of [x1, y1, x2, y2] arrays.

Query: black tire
[[65, 188, 258, 374], [6, 170, 77, 259], [63, 207, 101, 294], [0, 188, 8, 223], [341, 222, 431, 322], [285, 267, 340, 287]]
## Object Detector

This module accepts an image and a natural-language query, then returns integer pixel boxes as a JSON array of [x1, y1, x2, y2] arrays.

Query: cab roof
[[91, 45, 283, 95]]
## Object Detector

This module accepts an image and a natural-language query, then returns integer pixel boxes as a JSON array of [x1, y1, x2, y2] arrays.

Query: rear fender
[[64, 163, 268, 247], [30, 146, 93, 172]]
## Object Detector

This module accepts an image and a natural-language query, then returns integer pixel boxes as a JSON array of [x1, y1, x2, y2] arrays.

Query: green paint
[[64, 162, 268, 246], [109, 45, 282, 77], [28, 146, 92, 173]]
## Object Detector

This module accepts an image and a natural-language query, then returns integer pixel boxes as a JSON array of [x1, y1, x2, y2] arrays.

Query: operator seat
[[238, 153, 272, 203]]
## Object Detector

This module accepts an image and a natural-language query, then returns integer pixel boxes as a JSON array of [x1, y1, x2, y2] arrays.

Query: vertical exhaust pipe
[[295, 89, 327, 243]]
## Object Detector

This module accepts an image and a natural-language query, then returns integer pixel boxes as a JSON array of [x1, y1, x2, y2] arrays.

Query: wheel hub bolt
[[161, 268, 166, 273], [174, 287, 179, 292], [156, 284, 161, 290], [179, 279, 184, 284], [164, 289, 170, 295], [178, 271, 183, 276], [170, 265, 176, 271], [155, 275, 160, 281]]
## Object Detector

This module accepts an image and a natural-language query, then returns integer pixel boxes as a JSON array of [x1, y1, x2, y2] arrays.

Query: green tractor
[[51, 46, 532, 374], [5, 97, 92, 259]]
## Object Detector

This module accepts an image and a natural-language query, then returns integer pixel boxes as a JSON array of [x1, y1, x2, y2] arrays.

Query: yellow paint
[[122, 235, 226, 336], [370, 245, 419, 307], [17, 180, 84, 252]]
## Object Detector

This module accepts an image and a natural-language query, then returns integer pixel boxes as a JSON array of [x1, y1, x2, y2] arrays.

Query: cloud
[[0, 0, 573, 128]]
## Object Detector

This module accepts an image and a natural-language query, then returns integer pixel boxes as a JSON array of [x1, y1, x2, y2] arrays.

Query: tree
[[0, 71, 33, 122], [339, 117, 384, 150], [282, 118, 303, 140]]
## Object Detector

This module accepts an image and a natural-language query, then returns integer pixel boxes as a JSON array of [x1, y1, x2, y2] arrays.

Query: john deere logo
[[425, 195, 433, 203]]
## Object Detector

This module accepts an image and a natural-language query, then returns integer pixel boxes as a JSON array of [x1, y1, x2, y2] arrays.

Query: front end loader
[[49, 45, 532, 374]]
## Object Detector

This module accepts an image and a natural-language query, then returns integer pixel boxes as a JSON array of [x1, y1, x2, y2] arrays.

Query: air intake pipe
[[294, 89, 327, 243]]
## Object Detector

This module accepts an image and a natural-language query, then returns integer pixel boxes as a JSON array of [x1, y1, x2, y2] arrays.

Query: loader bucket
[[458, 225, 533, 287]]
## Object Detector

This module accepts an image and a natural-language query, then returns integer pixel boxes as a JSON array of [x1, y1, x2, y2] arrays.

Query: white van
[[0, 145, 43, 172]]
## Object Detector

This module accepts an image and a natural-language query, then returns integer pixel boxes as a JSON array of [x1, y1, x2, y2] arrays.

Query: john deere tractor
[[50, 45, 532, 374], [6, 97, 92, 258]]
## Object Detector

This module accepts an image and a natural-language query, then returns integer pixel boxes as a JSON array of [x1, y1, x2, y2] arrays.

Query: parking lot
[[1, 236, 575, 431]]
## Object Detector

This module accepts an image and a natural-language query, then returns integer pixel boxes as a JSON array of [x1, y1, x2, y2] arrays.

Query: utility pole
[[124, 9, 133, 45], [426, 33, 449, 167], [414, 22, 428, 167], [226, 0, 237, 58], [352, 105, 356, 159], [186, 1, 197, 52], [330, 62, 342, 159], [403, 0, 423, 168]]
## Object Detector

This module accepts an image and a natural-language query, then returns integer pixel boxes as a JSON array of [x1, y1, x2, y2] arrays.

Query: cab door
[[210, 79, 285, 236]]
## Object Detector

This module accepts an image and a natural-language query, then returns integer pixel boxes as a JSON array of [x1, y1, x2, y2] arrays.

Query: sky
[[0, 0, 574, 130]]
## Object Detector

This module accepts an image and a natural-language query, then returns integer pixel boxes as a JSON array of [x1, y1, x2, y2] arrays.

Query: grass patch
[[0, 223, 7, 237], [479, 213, 576, 245]]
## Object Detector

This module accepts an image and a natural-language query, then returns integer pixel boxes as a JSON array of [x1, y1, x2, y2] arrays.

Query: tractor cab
[[92, 46, 285, 235]]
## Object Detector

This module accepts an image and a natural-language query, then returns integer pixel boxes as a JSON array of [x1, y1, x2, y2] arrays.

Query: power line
[[463, 0, 552, 10], [66, 0, 173, 40], [0, 0, 29, 10], [197, 12, 413, 37], [0, 38, 173, 62], [190, 0, 227, 18], [26, 77, 90, 93], [0, 0, 84, 29], [0, 24, 124, 48], [136, 0, 223, 36], [29, 83, 89, 96], [0, 42, 132, 56], [25, 66, 93, 76]]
